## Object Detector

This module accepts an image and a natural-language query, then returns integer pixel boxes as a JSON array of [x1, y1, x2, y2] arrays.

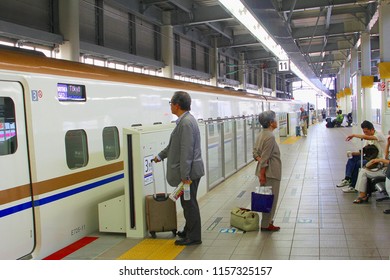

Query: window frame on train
[[65, 129, 89, 169], [0, 97, 17, 156], [102, 126, 120, 161]]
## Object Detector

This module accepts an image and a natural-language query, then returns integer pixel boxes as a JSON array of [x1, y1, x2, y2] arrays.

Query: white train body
[[0, 48, 302, 259]]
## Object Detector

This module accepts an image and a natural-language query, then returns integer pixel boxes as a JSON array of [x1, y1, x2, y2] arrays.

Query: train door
[[0, 81, 34, 259]]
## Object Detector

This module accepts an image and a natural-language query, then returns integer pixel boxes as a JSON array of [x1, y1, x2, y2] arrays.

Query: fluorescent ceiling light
[[219, 0, 330, 98]]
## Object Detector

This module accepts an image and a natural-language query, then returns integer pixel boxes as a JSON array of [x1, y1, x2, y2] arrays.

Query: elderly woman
[[253, 110, 281, 231]]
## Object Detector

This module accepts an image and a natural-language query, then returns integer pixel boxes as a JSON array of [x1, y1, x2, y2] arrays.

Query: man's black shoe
[[177, 231, 186, 238], [174, 238, 202, 246], [383, 209, 390, 214]]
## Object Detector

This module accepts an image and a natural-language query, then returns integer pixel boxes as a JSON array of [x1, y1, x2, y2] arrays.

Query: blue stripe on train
[[0, 173, 124, 218]]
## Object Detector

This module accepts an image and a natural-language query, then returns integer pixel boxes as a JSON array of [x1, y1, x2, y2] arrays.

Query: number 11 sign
[[278, 60, 290, 72]]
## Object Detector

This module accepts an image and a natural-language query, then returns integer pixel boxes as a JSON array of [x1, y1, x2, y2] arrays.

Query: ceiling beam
[[278, 0, 377, 12], [176, 5, 232, 25], [141, 0, 193, 14], [218, 34, 259, 48], [292, 23, 365, 40]]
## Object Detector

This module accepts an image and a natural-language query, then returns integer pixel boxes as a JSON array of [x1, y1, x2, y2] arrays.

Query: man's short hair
[[171, 91, 191, 111], [361, 120, 374, 130]]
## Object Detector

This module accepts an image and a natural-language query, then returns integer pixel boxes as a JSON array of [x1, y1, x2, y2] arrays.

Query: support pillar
[[239, 53, 246, 90], [59, 0, 80, 61], [271, 71, 276, 97], [379, 1, 390, 133], [350, 47, 360, 127], [361, 31, 372, 123], [343, 59, 351, 113], [209, 37, 218, 87], [339, 66, 345, 114], [161, 12, 174, 79], [257, 68, 264, 95]]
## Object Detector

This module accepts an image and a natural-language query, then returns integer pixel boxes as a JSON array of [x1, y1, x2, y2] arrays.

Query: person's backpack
[[326, 119, 334, 128]]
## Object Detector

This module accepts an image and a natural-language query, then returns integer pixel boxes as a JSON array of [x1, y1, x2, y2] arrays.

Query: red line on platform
[[43, 236, 99, 260]]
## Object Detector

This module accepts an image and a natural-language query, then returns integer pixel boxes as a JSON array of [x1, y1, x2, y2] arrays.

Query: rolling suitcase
[[295, 125, 301, 136], [145, 160, 177, 238]]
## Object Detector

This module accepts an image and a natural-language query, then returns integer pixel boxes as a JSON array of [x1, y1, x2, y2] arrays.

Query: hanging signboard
[[278, 60, 290, 72]]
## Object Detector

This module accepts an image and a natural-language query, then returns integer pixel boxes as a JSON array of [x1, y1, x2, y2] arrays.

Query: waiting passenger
[[299, 107, 308, 136], [154, 91, 205, 246], [321, 108, 326, 121], [332, 110, 344, 127], [346, 112, 353, 127], [352, 158, 387, 203], [384, 172, 390, 214], [354, 135, 390, 204], [336, 120, 386, 193], [253, 110, 281, 231]]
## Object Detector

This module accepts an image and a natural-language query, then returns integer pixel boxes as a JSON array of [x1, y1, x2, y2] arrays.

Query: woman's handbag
[[230, 207, 259, 232], [251, 186, 274, 213]]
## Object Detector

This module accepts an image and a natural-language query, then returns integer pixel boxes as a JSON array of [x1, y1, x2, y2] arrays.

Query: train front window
[[0, 97, 17, 155], [65, 129, 89, 169]]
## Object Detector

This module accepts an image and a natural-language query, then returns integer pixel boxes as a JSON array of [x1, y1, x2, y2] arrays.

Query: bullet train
[[0, 47, 303, 259]]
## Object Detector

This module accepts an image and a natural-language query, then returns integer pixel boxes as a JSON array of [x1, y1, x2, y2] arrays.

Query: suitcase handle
[[151, 159, 168, 199]]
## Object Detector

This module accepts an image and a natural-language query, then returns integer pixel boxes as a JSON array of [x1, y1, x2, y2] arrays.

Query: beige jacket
[[253, 129, 282, 180]]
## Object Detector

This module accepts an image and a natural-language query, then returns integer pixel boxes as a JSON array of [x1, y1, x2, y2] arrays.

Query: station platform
[[52, 122, 390, 260]]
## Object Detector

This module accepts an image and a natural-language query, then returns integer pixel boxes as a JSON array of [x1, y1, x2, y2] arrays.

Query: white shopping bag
[[255, 186, 272, 195]]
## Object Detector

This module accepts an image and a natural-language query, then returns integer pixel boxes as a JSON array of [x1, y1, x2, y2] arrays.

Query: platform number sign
[[144, 155, 154, 185], [278, 60, 290, 72]]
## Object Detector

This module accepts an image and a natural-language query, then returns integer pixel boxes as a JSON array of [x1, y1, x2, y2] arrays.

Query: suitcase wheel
[[150, 231, 156, 238]]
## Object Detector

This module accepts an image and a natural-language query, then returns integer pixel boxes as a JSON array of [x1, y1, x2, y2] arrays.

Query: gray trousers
[[261, 178, 280, 228], [179, 178, 201, 241]]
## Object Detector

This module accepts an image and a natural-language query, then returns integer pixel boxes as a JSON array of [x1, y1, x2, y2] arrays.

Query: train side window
[[103, 126, 120, 161], [65, 129, 89, 169], [0, 97, 17, 156]]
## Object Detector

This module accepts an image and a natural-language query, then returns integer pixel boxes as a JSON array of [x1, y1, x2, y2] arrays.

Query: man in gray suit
[[154, 91, 205, 246]]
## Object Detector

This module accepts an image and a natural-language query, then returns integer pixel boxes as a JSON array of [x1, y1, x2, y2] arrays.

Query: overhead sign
[[278, 60, 290, 72]]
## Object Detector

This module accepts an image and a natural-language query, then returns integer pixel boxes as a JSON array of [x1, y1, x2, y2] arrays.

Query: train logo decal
[[31, 90, 43, 101]]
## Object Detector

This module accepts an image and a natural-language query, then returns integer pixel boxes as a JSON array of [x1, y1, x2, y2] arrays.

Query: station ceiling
[[0, 0, 380, 95], [140, 0, 379, 92]]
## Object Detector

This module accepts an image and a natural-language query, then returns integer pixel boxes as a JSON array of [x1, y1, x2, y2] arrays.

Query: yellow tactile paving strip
[[117, 239, 185, 260], [281, 136, 301, 144]]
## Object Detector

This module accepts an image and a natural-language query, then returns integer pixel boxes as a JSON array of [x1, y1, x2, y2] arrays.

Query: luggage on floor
[[145, 160, 177, 238], [295, 125, 301, 136], [326, 118, 334, 128], [230, 207, 259, 232]]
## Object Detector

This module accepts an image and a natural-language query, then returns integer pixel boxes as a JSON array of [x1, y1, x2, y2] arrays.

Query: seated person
[[353, 158, 387, 203], [332, 110, 344, 126], [336, 120, 386, 192]]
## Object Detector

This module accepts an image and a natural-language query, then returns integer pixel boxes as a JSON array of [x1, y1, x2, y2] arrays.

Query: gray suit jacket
[[158, 112, 205, 186]]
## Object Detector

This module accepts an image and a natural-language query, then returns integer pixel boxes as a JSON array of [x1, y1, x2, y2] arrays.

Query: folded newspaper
[[169, 182, 185, 201]]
